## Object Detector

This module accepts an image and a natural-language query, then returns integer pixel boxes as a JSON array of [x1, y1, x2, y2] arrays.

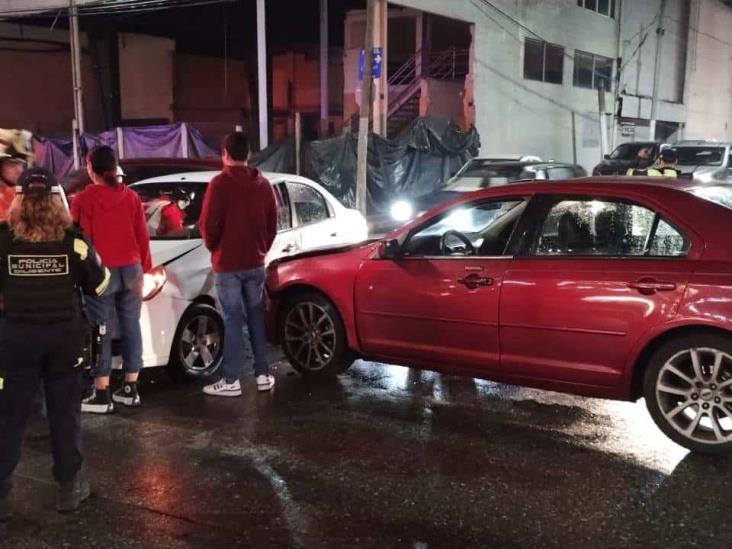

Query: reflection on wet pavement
[[2, 360, 730, 548]]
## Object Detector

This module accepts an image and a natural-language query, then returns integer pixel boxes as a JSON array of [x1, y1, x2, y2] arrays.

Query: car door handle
[[628, 278, 677, 295], [457, 274, 493, 290], [282, 243, 298, 253], [330, 232, 338, 237]]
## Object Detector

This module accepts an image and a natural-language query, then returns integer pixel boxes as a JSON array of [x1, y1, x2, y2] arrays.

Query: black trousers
[[0, 320, 86, 497]]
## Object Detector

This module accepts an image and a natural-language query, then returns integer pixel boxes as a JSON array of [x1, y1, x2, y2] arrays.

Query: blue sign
[[358, 47, 383, 81]]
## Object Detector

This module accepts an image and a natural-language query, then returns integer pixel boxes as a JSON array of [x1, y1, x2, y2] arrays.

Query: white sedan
[[122, 171, 368, 379]]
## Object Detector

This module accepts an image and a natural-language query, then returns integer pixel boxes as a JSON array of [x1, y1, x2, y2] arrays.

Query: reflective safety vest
[[0, 225, 110, 324], [626, 167, 679, 178]]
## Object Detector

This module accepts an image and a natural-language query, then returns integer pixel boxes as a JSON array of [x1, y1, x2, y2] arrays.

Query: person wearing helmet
[[0, 167, 110, 520]]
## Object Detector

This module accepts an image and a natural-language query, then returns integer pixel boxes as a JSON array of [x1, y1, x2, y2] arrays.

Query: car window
[[650, 218, 688, 257], [403, 199, 526, 257], [286, 182, 329, 226], [546, 167, 576, 180], [274, 183, 292, 232], [131, 182, 207, 240], [533, 198, 688, 257], [609, 143, 648, 160], [675, 146, 725, 166], [446, 166, 535, 191]]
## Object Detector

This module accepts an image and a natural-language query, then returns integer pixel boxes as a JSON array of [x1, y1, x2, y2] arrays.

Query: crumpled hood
[[82, 184, 130, 211]]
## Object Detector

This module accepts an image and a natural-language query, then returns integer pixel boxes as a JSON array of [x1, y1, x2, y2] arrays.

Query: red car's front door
[[499, 196, 696, 388], [355, 197, 527, 371]]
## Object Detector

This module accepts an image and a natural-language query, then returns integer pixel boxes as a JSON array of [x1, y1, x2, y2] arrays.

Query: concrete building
[[361, 0, 732, 170]]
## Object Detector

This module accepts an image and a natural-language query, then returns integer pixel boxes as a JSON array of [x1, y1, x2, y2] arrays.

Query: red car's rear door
[[500, 195, 696, 387], [355, 197, 528, 371]]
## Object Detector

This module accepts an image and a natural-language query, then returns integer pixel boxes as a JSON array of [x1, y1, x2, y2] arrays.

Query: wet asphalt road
[[1, 359, 731, 549]]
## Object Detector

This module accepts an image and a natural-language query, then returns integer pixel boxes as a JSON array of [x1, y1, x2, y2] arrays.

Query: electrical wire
[[0, 0, 235, 18]]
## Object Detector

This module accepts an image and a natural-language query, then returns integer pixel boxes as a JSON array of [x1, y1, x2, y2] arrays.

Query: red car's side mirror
[[377, 239, 401, 260]]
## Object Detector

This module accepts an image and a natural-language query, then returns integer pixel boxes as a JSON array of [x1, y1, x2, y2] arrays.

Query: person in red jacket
[[199, 131, 277, 397], [71, 145, 152, 414]]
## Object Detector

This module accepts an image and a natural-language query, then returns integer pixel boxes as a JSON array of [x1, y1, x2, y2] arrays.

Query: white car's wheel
[[644, 333, 732, 454], [168, 303, 224, 381]]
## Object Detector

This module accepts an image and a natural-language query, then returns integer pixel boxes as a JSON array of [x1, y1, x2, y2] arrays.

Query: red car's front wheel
[[644, 333, 732, 455], [280, 292, 353, 377]]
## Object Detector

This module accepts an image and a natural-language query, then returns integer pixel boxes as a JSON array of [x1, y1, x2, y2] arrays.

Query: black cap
[[660, 148, 678, 163], [16, 167, 61, 197]]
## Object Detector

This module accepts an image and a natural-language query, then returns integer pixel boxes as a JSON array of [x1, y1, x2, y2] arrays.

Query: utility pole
[[69, 0, 84, 169], [598, 80, 608, 160], [256, 0, 269, 149], [649, 0, 667, 141], [319, 0, 329, 138], [355, 0, 375, 215]]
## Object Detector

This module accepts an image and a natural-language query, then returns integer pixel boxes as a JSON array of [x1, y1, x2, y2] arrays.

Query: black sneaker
[[81, 388, 114, 414], [56, 477, 90, 513], [112, 382, 141, 407], [0, 494, 11, 522]]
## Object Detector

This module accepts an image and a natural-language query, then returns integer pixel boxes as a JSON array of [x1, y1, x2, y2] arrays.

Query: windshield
[[675, 146, 726, 166], [609, 143, 652, 160], [692, 185, 732, 210], [446, 163, 535, 191], [131, 182, 207, 240]]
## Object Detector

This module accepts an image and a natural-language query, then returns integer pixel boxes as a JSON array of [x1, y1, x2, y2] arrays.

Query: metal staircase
[[386, 48, 469, 138]]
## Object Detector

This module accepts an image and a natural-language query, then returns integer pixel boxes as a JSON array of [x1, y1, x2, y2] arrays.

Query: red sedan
[[266, 179, 732, 454]]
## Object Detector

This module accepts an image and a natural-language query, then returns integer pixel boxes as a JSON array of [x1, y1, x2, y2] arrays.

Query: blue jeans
[[87, 264, 144, 378], [215, 267, 269, 383]]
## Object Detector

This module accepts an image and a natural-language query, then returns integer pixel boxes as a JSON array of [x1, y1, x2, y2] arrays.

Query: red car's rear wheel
[[644, 333, 732, 455], [280, 292, 353, 377]]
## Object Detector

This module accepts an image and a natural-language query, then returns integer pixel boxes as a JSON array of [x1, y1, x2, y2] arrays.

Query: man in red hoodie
[[199, 132, 277, 397]]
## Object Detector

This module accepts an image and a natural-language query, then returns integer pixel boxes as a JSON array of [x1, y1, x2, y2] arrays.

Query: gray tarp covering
[[250, 118, 480, 214]]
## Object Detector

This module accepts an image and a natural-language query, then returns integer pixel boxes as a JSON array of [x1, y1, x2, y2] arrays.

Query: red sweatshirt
[[199, 165, 277, 273], [71, 183, 152, 272]]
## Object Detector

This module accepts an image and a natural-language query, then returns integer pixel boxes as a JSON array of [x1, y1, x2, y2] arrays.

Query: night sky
[[16, 0, 367, 57]]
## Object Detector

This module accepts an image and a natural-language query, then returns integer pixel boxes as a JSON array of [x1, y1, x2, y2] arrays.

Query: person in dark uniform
[[0, 167, 110, 520]]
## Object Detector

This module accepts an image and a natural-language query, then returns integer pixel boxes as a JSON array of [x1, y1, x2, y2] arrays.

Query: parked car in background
[[372, 157, 586, 234], [122, 171, 368, 380], [592, 141, 664, 175], [267, 178, 732, 454], [673, 141, 732, 182], [61, 157, 221, 196]]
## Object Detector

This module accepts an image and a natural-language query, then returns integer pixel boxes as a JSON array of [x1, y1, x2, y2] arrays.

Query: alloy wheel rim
[[656, 347, 732, 445], [284, 302, 337, 371], [180, 315, 221, 371]]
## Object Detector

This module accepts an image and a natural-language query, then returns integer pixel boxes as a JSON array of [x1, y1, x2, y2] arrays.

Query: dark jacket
[[0, 224, 110, 324], [199, 165, 278, 272]]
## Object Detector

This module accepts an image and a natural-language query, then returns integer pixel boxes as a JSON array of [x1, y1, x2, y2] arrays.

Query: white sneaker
[[203, 379, 242, 397], [256, 375, 275, 392]]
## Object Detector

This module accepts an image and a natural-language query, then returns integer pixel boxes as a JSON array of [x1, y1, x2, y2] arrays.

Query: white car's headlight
[[390, 200, 414, 222], [142, 265, 167, 301]]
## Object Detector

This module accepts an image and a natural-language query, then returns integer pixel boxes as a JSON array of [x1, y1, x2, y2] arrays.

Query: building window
[[573, 50, 613, 90], [577, 0, 615, 18], [523, 38, 564, 85]]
